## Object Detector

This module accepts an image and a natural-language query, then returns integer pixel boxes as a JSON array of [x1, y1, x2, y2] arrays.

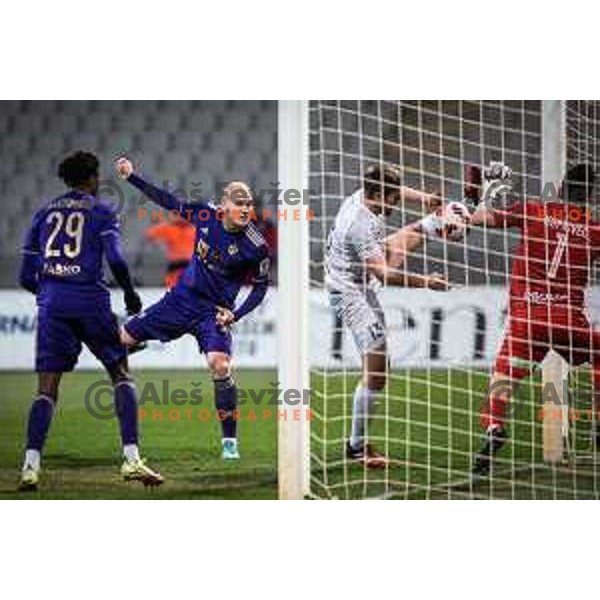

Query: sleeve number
[[45, 211, 85, 259]]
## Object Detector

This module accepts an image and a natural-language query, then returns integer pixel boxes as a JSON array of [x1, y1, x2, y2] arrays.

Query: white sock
[[222, 438, 237, 445], [23, 449, 41, 471], [350, 386, 377, 450], [123, 444, 140, 463]]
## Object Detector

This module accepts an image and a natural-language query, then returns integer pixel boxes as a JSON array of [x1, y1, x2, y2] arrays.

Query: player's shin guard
[[114, 379, 139, 447], [25, 394, 55, 456], [214, 376, 238, 440]]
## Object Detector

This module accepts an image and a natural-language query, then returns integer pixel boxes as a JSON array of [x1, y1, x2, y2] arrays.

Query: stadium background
[[0, 100, 279, 499], [3, 100, 600, 499]]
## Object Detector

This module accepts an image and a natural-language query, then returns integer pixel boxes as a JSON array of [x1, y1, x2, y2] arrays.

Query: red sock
[[481, 395, 509, 429], [480, 379, 512, 430]]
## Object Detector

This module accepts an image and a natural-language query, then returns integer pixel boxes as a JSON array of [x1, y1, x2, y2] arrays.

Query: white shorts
[[330, 287, 386, 355]]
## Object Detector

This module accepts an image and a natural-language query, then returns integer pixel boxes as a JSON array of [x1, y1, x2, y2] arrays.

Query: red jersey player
[[470, 163, 599, 476]]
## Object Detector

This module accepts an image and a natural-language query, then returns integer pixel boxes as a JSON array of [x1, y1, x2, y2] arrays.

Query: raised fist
[[115, 157, 134, 179]]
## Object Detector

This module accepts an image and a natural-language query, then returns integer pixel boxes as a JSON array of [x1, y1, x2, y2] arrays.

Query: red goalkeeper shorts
[[494, 303, 600, 380]]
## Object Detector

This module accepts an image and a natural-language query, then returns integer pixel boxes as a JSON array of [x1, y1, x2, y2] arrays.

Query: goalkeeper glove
[[482, 161, 514, 210], [484, 161, 513, 183]]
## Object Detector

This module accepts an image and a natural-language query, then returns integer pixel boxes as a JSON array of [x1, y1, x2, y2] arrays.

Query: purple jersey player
[[115, 157, 270, 460], [18, 151, 162, 491]]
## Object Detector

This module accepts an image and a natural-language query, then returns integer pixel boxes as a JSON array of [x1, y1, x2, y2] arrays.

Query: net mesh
[[309, 100, 600, 499]]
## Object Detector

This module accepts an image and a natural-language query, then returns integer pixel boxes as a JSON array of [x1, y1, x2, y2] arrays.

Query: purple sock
[[214, 376, 238, 439], [26, 395, 55, 451], [114, 379, 138, 446]]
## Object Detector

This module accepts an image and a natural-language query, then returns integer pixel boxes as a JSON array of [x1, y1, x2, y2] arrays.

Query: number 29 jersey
[[22, 190, 120, 314]]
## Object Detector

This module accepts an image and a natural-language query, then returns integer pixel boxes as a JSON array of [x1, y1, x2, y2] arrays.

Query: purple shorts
[[124, 287, 232, 355], [36, 308, 125, 372]]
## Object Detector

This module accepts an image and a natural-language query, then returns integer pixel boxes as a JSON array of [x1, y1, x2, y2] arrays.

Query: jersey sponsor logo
[[228, 243, 239, 256], [43, 262, 81, 277], [522, 291, 569, 305], [196, 240, 221, 265], [197, 240, 209, 260]]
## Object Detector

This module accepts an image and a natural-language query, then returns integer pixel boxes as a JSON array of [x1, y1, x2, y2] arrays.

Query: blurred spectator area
[[0, 100, 277, 287]]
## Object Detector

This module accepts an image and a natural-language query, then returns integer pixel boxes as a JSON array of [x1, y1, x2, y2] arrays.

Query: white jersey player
[[326, 163, 450, 468]]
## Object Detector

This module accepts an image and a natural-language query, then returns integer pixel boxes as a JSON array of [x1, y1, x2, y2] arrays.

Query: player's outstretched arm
[[115, 157, 194, 214], [386, 203, 471, 265], [385, 226, 424, 269], [466, 161, 515, 229], [399, 186, 442, 212], [367, 255, 449, 290]]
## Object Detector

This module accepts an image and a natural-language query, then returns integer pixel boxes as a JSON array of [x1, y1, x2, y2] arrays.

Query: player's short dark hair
[[58, 151, 100, 188], [563, 163, 595, 203], [363, 164, 401, 199]]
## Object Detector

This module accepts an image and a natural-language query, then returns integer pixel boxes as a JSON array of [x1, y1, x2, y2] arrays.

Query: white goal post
[[277, 101, 310, 499], [541, 100, 570, 464]]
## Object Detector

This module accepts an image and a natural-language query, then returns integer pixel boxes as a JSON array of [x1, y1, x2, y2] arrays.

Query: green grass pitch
[[311, 368, 600, 499], [3, 367, 600, 500], [0, 369, 277, 499]]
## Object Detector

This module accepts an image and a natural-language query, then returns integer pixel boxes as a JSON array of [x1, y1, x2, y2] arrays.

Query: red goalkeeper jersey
[[501, 199, 600, 310]]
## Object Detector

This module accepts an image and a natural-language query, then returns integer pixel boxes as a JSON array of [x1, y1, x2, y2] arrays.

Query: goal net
[[308, 100, 600, 499]]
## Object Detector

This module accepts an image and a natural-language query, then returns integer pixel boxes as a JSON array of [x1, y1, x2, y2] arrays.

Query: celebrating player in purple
[[115, 157, 270, 460], [18, 151, 163, 491]]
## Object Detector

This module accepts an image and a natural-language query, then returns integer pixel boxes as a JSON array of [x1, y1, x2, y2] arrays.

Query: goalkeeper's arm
[[468, 161, 515, 228], [470, 201, 500, 227]]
